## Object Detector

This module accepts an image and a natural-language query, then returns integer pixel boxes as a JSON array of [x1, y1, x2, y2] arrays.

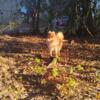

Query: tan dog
[[47, 31, 64, 57]]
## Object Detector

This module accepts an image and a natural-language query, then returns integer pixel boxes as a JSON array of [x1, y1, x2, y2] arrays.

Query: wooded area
[[0, 0, 100, 100], [15, 0, 100, 36]]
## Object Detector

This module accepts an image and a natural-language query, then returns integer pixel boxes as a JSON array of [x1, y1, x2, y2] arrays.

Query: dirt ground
[[0, 34, 100, 100]]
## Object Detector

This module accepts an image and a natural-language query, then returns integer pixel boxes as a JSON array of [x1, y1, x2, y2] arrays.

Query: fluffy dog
[[47, 31, 64, 57]]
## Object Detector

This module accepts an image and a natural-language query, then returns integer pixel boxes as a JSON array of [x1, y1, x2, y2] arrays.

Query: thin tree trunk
[[32, 13, 36, 32], [35, 0, 41, 33]]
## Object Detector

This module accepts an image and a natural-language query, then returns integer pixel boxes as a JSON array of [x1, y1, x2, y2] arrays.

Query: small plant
[[76, 64, 84, 71], [51, 58, 58, 66], [51, 67, 59, 77], [48, 58, 58, 68], [32, 66, 46, 75], [56, 77, 77, 97], [34, 57, 41, 64], [68, 77, 77, 87], [96, 71, 100, 81], [69, 66, 74, 74]]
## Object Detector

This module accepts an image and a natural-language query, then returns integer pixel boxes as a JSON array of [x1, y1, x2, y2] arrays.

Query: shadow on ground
[[15, 74, 58, 100]]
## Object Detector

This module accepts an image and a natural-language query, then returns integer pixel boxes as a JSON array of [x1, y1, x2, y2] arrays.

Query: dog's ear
[[48, 31, 52, 38], [52, 31, 56, 34], [48, 30, 52, 33]]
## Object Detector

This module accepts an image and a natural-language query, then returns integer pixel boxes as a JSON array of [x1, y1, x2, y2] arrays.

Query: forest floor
[[0, 34, 100, 100]]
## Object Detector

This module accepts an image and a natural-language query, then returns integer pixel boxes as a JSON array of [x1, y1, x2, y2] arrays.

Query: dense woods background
[[18, 0, 100, 35], [0, 0, 100, 36]]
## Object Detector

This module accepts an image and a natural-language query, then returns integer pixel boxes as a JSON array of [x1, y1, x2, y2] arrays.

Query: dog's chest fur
[[47, 37, 62, 50]]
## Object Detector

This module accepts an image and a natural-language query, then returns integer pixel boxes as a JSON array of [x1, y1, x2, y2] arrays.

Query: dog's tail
[[56, 32, 64, 41]]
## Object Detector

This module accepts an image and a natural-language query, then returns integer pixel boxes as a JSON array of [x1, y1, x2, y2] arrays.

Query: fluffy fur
[[47, 31, 64, 57]]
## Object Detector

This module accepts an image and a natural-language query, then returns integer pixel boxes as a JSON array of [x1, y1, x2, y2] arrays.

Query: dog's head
[[48, 31, 56, 39]]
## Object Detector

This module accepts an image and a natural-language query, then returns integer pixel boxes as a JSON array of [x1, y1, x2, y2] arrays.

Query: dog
[[47, 31, 64, 57]]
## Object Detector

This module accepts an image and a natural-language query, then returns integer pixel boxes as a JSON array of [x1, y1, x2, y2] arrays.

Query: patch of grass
[[31, 66, 46, 75]]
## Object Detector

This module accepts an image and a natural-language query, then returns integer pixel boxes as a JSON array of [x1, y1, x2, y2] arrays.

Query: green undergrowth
[[28, 57, 96, 97]]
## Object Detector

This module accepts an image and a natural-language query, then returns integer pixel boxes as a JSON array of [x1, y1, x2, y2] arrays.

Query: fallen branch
[[0, 25, 10, 33], [83, 23, 94, 37]]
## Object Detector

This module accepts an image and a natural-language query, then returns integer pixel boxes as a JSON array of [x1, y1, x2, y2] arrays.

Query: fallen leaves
[[0, 35, 99, 100]]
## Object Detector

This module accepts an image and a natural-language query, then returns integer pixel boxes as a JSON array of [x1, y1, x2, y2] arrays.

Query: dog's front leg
[[50, 48, 53, 57], [55, 48, 58, 57]]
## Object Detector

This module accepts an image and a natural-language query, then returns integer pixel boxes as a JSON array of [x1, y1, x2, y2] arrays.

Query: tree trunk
[[35, 0, 41, 33], [81, 0, 94, 34], [32, 12, 36, 32]]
